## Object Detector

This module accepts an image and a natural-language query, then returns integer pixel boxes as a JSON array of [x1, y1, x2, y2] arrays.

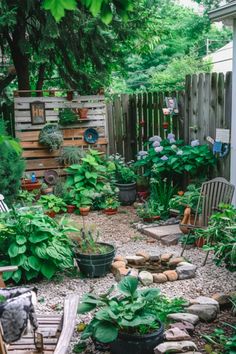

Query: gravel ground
[[33, 207, 236, 353]]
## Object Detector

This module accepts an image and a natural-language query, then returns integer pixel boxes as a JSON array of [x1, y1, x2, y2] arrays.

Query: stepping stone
[[187, 304, 218, 322], [190, 296, 219, 310], [154, 341, 197, 354], [161, 233, 182, 246], [126, 255, 146, 265], [169, 322, 195, 333], [167, 313, 199, 325], [143, 224, 181, 240], [164, 327, 191, 341]]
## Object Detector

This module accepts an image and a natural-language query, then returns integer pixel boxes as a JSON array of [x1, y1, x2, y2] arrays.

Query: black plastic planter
[[75, 242, 115, 278], [111, 320, 164, 354], [115, 182, 137, 205]]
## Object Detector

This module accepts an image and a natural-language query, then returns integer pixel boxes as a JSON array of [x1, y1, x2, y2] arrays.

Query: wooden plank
[[142, 93, 148, 141], [191, 73, 198, 142], [16, 128, 105, 141], [217, 73, 225, 129], [15, 102, 106, 110], [153, 92, 159, 135], [158, 92, 165, 139], [26, 158, 62, 171], [222, 71, 232, 180], [209, 73, 217, 140], [129, 94, 137, 160], [178, 91, 185, 140], [14, 95, 105, 103], [22, 150, 60, 158], [15, 114, 105, 123], [15, 120, 105, 131], [106, 102, 116, 154], [21, 138, 108, 149], [122, 94, 131, 161], [114, 97, 123, 155], [137, 93, 142, 150], [25, 169, 67, 178], [184, 75, 191, 144], [15, 108, 106, 117], [148, 92, 153, 138]]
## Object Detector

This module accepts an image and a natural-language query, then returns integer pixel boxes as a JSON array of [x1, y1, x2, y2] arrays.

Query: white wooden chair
[[0, 195, 9, 213]]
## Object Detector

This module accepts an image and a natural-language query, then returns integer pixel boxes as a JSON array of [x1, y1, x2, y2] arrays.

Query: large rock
[[169, 257, 185, 266], [149, 255, 160, 262], [129, 268, 139, 278], [114, 267, 130, 281], [114, 255, 127, 263], [163, 270, 178, 281], [153, 273, 168, 283], [161, 253, 173, 262], [187, 304, 218, 322], [111, 261, 127, 271], [136, 251, 150, 261], [176, 265, 197, 280], [154, 341, 197, 354], [178, 262, 194, 267], [126, 255, 146, 265], [139, 271, 153, 286], [164, 327, 190, 341], [190, 296, 219, 311], [212, 293, 233, 309], [167, 313, 199, 325]]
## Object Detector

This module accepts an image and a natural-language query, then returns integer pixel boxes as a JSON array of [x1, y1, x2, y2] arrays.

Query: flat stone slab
[[154, 341, 197, 354], [143, 224, 181, 240], [161, 233, 182, 246]]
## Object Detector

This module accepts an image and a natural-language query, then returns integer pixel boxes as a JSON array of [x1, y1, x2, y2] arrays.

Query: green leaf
[[29, 233, 49, 243], [34, 244, 48, 259], [46, 246, 61, 260], [94, 321, 118, 343], [12, 269, 22, 283], [78, 302, 97, 314], [28, 256, 41, 271], [118, 276, 138, 297], [43, 0, 77, 22], [101, 3, 113, 24], [25, 269, 39, 281], [16, 235, 27, 245], [41, 261, 57, 279], [8, 243, 19, 258]]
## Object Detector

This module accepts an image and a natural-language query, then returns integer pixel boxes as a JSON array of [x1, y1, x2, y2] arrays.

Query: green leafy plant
[[57, 146, 86, 166], [101, 196, 120, 210], [196, 204, 236, 272], [135, 138, 215, 182], [150, 178, 176, 218], [38, 194, 67, 213], [0, 210, 76, 283], [169, 184, 201, 215], [202, 323, 236, 354], [16, 189, 38, 206], [137, 199, 162, 219], [78, 276, 186, 344], [74, 225, 109, 255], [59, 108, 78, 126], [0, 121, 25, 205], [108, 154, 136, 184], [39, 124, 63, 151]]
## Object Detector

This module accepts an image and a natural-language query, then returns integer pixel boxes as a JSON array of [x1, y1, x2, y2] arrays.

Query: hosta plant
[[38, 194, 67, 213], [78, 276, 186, 344], [0, 210, 77, 283]]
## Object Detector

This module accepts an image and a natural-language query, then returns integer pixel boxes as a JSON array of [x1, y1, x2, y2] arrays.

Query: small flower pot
[[143, 217, 153, 223], [79, 206, 90, 216], [45, 210, 56, 218], [152, 215, 161, 221], [78, 108, 89, 119], [137, 191, 149, 201], [21, 179, 41, 191], [195, 237, 205, 248], [104, 208, 118, 215], [67, 205, 76, 213]]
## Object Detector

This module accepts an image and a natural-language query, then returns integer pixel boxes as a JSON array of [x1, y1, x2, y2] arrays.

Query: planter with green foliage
[[78, 277, 188, 354], [39, 124, 63, 151], [0, 210, 76, 283], [74, 226, 115, 277], [38, 194, 67, 214], [58, 108, 77, 126]]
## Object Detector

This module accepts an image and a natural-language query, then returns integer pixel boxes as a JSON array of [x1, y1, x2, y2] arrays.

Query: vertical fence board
[[148, 92, 153, 137], [114, 97, 123, 156], [107, 102, 116, 154], [143, 93, 148, 141], [137, 93, 143, 150], [184, 75, 191, 143]]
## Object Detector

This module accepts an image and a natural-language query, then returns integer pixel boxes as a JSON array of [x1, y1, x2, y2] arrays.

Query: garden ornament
[[84, 128, 99, 144]]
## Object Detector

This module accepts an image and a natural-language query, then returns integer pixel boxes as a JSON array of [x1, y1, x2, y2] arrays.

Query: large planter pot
[[75, 242, 115, 278], [67, 205, 76, 213], [111, 320, 164, 354], [115, 182, 137, 205]]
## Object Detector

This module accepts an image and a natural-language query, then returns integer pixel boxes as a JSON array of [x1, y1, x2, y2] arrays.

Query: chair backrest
[[0, 195, 9, 213], [197, 177, 235, 226]]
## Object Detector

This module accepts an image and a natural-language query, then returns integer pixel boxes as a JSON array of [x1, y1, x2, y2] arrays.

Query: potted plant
[[78, 276, 164, 354], [38, 194, 67, 217], [108, 154, 137, 205], [103, 196, 120, 215], [78, 107, 89, 119], [21, 178, 41, 192], [137, 200, 161, 223], [57, 146, 85, 166], [39, 124, 63, 151], [74, 225, 115, 277], [41, 182, 54, 195], [58, 108, 77, 126]]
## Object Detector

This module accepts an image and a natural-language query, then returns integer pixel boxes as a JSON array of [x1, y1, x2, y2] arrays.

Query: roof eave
[[209, 2, 236, 22]]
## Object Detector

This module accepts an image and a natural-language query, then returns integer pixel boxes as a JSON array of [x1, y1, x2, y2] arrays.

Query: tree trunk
[[0, 73, 16, 95], [36, 64, 46, 96]]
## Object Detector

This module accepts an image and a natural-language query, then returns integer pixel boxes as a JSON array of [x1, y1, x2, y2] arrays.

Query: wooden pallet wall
[[14, 94, 108, 177]]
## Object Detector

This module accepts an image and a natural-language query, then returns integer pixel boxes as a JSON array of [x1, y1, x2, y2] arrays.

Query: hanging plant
[[39, 124, 63, 151], [59, 108, 77, 126]]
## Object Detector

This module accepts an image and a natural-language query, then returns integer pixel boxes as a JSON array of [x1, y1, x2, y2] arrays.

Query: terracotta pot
[[104, 208, 117, 215], [41, 187, 53, 195], [21, 179, 41, 191], [79, 206, 90, 216], [152, 215, 161, 221], [195, 237, 205, 248], [137, 191, 149, 201], [143, 217, 153, 223], [45, 210, 56, 218], [67, 205, 76, 213], [78, 108, 89, 119]]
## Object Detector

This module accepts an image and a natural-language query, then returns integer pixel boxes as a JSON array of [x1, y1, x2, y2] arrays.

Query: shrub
[[0, 122, 25, 205], [58, 108, 77, 126], [0, 210, 76, 283], [39, 124, 63, 151]]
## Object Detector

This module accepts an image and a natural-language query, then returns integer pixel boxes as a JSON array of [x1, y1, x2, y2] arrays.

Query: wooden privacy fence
[[14, 92, 108, 177], [107, 72, 232, 179]]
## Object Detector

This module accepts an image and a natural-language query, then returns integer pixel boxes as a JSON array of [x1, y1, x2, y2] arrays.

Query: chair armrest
[[0, 266, 18, 273], [179, 224, 206, 230]]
